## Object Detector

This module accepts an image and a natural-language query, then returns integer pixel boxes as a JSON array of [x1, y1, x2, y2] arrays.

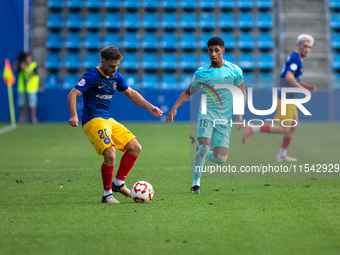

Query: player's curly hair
[[101, 46, 123, 61], [207, 37, 225, 48]]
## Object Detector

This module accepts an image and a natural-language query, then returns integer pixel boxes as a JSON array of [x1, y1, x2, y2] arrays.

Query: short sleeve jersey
[[190, 60, 244, 120], [278, 52, 303, 98], [74, 67, 128, 125]]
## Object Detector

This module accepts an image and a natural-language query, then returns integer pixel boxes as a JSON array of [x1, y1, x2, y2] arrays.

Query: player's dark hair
[[101, 46, 123, 61], [207, 37, 225, 48]]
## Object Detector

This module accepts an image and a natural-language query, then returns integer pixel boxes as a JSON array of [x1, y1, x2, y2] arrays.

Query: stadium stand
[[104, 0, 120, 10], [65, 52, 81, 71], [84, 33, 101, 50], [142, 53, 158, 71], [67, 0, 83, 10], [85, 0, 102, 10], [66, 12, 83, 30], [161, 74, 178, 90], [161, 33, 178, 50], [143, 13, 159, 30], [63, 73, 80, 90], [48, 0, 64, 10], [45, 73, 62, 90], [65, 32, 82, 50], [123, 12, 139, 30], [142, 74, 159, 90], [45, 52, 62, 70], [142, 33, 159, 50], [103, 33, 120, 48], [46, 32, 63, 50], [85, 12, 101, 30], [121, 53, 139, 71], [124, 73, 139, 89], [219, 13, 235, 30], [104, 13, 120, 30], [47, 12, 63, 30], [180, 13, 197, 30], [83, 53, 100, 70]]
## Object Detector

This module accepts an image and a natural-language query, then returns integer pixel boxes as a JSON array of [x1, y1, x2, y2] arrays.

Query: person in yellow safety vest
[[13, 52, 39, 123]]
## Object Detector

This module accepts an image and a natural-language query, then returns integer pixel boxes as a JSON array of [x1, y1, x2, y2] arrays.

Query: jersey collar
[[97, 66, 109, 78]]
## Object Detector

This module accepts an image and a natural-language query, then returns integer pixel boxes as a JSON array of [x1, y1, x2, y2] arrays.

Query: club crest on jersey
[[78, 78, 86, 86], [113, 82, 117, 90], [104, 138, 111, 144]]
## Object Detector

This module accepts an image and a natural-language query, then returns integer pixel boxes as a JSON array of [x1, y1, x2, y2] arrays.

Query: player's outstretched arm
[[122, 87, 163, 118], [166, 86, 196, 124], [67, 88, 82, 127]]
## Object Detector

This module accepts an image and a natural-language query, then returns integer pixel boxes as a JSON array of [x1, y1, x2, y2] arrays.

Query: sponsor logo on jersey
[[78, 78, 86, 86], [290, 63, 298, 71], [104, 138, 111, 144], [95, 94, 113, 100], [98, 85, 105, 89]]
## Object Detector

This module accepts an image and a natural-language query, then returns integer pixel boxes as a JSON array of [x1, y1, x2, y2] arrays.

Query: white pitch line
[[0, 166, 188, 172], [0, 125, 17, 135]]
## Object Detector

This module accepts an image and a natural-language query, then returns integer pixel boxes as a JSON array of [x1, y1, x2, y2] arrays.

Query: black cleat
[[190, 185, 201, 194], [112, 182, 131, 197]]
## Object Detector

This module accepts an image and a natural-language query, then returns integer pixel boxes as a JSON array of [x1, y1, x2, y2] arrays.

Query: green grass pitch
[[0, 122, 339, 255]]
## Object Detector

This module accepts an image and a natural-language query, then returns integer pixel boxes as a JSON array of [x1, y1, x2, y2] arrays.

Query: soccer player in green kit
[[166, 37, 246, 194]]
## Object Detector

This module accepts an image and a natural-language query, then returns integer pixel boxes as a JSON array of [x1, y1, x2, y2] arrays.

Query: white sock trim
[[113, 178, 124, 186]]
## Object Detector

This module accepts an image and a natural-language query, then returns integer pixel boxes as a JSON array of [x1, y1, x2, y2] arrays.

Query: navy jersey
[[74, 67, 128, 125], [278, 52, 303, 99]]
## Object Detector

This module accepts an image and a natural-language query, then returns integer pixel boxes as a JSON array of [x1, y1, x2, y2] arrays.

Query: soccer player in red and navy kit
[[242, 34, 317, 161], [67, 46, 163, 203]]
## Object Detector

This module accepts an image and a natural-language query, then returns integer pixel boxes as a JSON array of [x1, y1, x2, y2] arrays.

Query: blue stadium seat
[[83, 53, 100, 70], [161, 74, 178, 90], [47, 13, 63, 30], [161, 33, 178, 50], [238, 0, 253, 10], [162, 13, 178, 30], [121, 53, 139, 70], [123, 13, 139, 30], [258, 33, 274, 50], [162, 0, 178, 10], [221, 33, 235, 50], [257, 0, 273, 10], [200, 13, 215, 30], [199, 32, 214, 49], [143, 0, 159, 10], [257, 13, 274, 30], [258, 73, 275, 89], [238, 13, 254, 30], [200, 53, 210, 66], [238, 33, 254, 50], [86, 0, 102, 9], [66, 13, 83, 30], [85, 13, 101, 30], [124, 73, 139, 90], [45, 53, 62, 70], [48, 0, 64, 9], [180, 73, 192, 90], [65, 53, 81, 70], [332, 54, 340, 70], [84, 32, 101, 50], [141, 74, 159, 90], [161, 54, 178, 71], [181, 33, 197, 50], [104, 0, 121, 10], [331, 13, 340, 29], [122, 33, 139, 50], [67, 0, 83, 10], [104, 13, 120, 30], [258, 53, 275, 70], [181, 0, 197, 10], [143, 13, 159, 30], [181, 13, 197, 30], [200, 0, 215, 10], [243, 73, 255, 88], [224, 53, 235, 63], [180, 53, 197, 71], [123, 0, 140, 10], [65, 32, 82, 50], [103, 33, 120, 48], [142, 33, 159, 50], [219, 13, 235, 30], [238, 53, 255, 71], [219, 0, 235, 10], [142, 53, 158, 71], [330, 0, 340, 10], [46, 32, 63, 50], [63, 73, 79, 90], [45, 73, 62, 90], [334, 74, 340, 89], [332, 33, 340, 50]]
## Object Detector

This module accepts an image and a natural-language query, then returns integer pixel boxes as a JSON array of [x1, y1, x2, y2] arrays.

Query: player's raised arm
[[166, 85, 197, 124], [122, 87, 163, 118], [67, 88, 82, 127]]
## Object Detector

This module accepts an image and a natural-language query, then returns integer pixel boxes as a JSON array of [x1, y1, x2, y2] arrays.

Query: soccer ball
[[131, 181, 154, 203]]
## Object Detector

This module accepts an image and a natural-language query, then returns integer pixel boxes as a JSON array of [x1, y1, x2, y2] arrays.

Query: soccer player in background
[[67, 46, 163, 203], [242, 34, 317, 161], [166, 37, 246, 194]]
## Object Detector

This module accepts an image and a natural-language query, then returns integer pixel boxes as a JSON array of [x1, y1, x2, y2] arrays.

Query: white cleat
[[102, 194, 120, 204], [276, 155, 298, 162]]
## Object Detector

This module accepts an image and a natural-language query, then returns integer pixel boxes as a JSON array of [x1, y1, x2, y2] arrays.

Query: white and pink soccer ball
[[131, 181, 154, 203]]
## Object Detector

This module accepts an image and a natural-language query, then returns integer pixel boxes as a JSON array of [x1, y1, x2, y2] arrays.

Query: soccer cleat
[[276, 155, 298, 162], [190, 185, 201, 194], [102, 194, 120, 204], [242, 126, 253, 144], [112, 182, 131, 197]]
